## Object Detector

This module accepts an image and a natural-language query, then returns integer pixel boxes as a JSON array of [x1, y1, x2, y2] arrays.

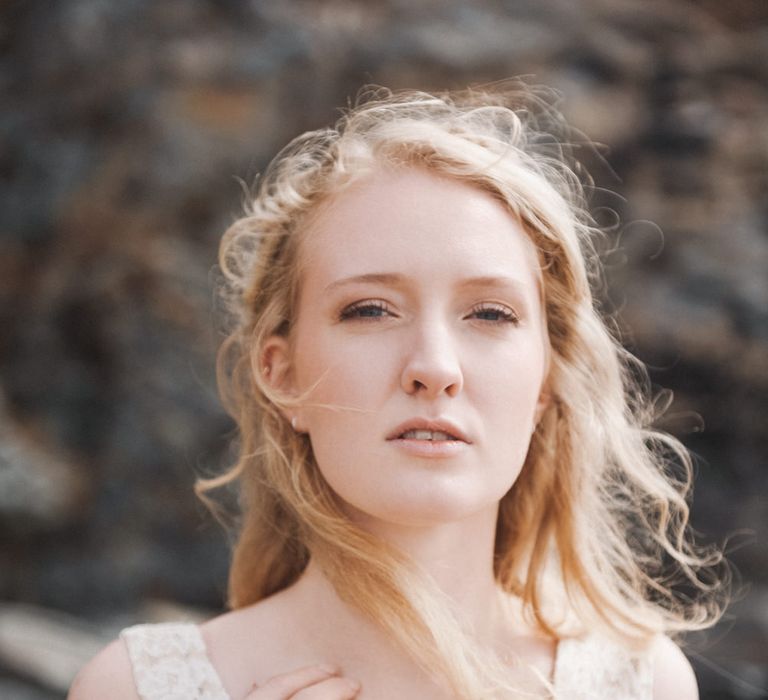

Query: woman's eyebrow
[[323, 273, 539, 298], [324, 273, 406, 293], [459, 275, 541, 302], [457, 275, 530, 291]]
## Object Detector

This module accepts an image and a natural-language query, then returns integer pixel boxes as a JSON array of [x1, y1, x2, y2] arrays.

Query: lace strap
[[553, 635, 653, 699], [121, 622, 230, 700]]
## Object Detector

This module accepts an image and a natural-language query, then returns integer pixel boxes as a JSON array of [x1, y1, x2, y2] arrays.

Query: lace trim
[[553, 634, 653, 699], [121, 622, 230, 700]]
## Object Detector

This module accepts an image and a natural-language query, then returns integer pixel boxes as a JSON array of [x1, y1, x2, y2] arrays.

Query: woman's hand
[[244, 663, 361, 699]]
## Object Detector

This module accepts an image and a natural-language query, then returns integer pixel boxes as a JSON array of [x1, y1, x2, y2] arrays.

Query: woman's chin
[[339, 487, 503, 531]]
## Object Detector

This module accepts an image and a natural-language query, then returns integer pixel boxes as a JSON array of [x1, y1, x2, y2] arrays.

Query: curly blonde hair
[[198, 83, 726, 698]]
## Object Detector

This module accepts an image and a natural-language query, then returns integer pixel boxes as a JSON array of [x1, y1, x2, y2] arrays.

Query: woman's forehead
[[297, 167, 544, 290]]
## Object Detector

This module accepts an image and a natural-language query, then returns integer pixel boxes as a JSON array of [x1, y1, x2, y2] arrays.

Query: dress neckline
[[122, 622, 653, 699], [192, 624, 568, 698]]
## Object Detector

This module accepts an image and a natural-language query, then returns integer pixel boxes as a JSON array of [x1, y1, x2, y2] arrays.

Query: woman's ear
[[253, 336, 303, 429], [256, 335, 293, 393]]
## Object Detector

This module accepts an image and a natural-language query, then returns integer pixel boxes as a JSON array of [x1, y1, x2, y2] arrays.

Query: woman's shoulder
[[651, 635, 698, 700], [555, 633, 697, 700], [69, 621, 230, 700], [199, 591, 308, 695], [68, 637, 139, 700], [68, 591, 300, 700]]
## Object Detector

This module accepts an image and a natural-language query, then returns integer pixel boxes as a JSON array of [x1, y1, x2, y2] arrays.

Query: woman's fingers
[[290, 676, 361, 699], [244, 663, 360, 699]]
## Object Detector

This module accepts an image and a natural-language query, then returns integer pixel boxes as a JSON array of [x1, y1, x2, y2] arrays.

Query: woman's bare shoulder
[[68, 638, 139, 700], [200, 591, 310, 696], [202, 591, 306, 658], [652, 636, 698, 700], [201, 589, 295, 652]]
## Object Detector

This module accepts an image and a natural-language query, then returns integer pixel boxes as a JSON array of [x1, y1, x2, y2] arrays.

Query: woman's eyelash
[[338, 301, 519, 324], [339, 300, 392, 321], [466, 304, 519, 324]]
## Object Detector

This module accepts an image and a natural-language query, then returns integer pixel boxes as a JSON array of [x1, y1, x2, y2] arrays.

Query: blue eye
[[467, 304, 519, 324], [339, 300, 392, 321]]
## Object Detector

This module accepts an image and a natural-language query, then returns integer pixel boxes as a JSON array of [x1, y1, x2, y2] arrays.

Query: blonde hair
[[199, 83, 726, 697]]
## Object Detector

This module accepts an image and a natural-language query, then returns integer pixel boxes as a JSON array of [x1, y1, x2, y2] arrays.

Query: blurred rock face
[[1, 0, 766, 630]]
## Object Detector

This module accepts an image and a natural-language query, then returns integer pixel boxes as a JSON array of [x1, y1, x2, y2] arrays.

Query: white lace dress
[[120, 622, 653, 699]]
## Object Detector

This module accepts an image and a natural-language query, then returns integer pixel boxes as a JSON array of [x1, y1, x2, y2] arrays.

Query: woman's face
[[283, 167, 549, 530]]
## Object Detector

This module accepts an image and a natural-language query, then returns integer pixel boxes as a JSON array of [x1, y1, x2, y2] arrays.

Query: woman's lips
[[399, 429, 456, 441], [386, 418, 471, 444], [387, 436, 469, 458], [386, 420, 470, 458]]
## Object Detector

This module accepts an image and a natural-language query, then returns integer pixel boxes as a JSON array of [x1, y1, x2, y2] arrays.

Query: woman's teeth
[[400, 429, 456, 441]]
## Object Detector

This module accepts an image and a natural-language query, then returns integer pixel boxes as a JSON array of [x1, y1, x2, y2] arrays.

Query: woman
[[70, 84, 725, 699]]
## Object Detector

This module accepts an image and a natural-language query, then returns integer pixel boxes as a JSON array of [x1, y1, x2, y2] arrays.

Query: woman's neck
[[256, 507, 556, 700], [287, 504, 528, 648]]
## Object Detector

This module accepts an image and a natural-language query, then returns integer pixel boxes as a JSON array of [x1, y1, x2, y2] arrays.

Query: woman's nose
[[400, 322, 463, 399]]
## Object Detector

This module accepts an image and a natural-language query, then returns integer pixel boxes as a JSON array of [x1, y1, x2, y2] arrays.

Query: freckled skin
[[290, 168, 549, 531]]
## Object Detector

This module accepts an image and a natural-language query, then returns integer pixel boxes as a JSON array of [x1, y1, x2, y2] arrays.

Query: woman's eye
[[339, 300, 392, 321], [466, 304, 519, 324]]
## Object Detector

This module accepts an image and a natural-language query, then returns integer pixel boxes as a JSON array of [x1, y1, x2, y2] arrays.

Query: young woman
[[70, 84, 725, 699]]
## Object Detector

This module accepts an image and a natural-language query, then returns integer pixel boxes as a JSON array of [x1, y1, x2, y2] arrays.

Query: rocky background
[[1, 0, 767, 697]]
